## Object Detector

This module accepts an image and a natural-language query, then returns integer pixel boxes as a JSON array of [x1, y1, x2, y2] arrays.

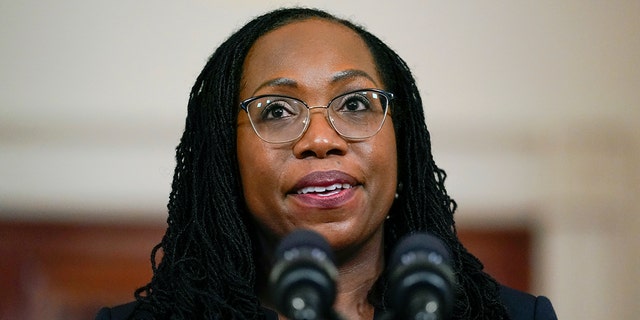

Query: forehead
[[241, 18, 381, 96]]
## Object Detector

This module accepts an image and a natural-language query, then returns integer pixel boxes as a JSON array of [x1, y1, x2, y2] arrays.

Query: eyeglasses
[[239, 89, 394, 144]]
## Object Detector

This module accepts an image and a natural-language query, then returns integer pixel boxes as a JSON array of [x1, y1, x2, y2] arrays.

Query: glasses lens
[[328, 90, 389, 139], [245, 96, 307, 143]]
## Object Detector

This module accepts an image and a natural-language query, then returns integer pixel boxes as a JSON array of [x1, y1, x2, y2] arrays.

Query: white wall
[[1, 1, 639, 318]]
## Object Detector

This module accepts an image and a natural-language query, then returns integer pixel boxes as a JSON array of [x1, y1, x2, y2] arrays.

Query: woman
[[96, 7, 557, 320]]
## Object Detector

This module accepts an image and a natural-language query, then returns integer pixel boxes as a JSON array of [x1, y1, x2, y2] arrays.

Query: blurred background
[[1, 1, 638, 319]]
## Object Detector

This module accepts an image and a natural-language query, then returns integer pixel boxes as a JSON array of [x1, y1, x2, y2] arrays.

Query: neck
[[332, 233, 384, 320]]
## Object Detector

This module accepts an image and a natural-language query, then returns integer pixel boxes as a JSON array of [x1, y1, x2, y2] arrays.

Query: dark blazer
[[499, 286, 557, 320], [96, 286, 557, 320]]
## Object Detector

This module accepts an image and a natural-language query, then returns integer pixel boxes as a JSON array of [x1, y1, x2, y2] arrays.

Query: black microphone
[[387, 233, 456, 320], [269, 229, 338, 320]]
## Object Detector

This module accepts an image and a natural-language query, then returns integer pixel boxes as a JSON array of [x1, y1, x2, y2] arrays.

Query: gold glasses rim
[[239, 88, 394, 143]]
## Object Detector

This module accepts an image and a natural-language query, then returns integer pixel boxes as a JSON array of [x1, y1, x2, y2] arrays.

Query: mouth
[[289, 170, 359, 209], [290, 170, 359, 196], [296, 183, 354, 196]]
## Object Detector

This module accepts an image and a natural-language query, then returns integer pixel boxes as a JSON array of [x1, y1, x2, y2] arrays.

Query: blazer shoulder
[[499, 285, 558, 320], [95, 301, 143, 320]]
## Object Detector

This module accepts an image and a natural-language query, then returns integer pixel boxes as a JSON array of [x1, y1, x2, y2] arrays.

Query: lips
[[291, 170, 358, 194], [289, 170, 359, 208], [297, 183, 353, 195]]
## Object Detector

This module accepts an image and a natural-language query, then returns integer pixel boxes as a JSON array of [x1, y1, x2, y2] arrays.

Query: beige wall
[[1, 1, 638, 318]]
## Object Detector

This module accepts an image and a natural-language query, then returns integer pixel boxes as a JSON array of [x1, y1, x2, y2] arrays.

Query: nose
[[292, 108, 348, 159]]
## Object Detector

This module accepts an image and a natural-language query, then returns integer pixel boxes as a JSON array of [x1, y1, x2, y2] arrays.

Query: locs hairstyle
[[133, 7, 510, 320]]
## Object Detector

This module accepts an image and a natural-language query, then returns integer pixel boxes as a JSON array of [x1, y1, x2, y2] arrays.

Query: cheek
[[237, 133, 294, 237], [237, 127, 287, 213], [370, 123, 398, 198], [371, 123, 397, 173], [237, 129, 269, 200]]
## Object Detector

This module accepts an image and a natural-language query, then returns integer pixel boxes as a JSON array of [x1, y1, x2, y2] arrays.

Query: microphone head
[[390, 232, 451, 268], [269, 229, 338, 320], [274, 229, 335, 263], [388, 232, 456, 319]]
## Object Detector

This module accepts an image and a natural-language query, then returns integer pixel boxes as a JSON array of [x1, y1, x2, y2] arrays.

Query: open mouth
[[296, 183, 353, 196]]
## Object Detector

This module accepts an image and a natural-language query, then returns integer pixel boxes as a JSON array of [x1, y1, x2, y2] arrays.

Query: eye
[[335, 93, 371, 113], [259, 99, 299, 120]]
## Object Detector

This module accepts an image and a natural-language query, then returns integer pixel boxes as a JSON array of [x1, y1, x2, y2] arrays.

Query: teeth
[[297, 183, 352, 194]]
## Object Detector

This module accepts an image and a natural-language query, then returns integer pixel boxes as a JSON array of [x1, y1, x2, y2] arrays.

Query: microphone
[[387, 233, 456, 320], [269, 229, 338, 320]]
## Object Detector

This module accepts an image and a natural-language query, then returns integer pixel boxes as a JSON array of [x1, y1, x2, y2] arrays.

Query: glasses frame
[[239, 88, 394, 144]]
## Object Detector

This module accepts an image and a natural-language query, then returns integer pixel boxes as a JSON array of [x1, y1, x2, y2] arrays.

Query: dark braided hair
[[133, 7, 509, 320]]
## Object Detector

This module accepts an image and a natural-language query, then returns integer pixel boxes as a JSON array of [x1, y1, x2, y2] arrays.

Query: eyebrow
[[252, 78, 297, 95], [331, 69, 379, 86], [251, 69, 379, 96]]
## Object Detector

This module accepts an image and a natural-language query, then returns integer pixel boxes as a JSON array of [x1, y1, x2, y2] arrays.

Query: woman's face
[[237, 19, 397, 253]]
